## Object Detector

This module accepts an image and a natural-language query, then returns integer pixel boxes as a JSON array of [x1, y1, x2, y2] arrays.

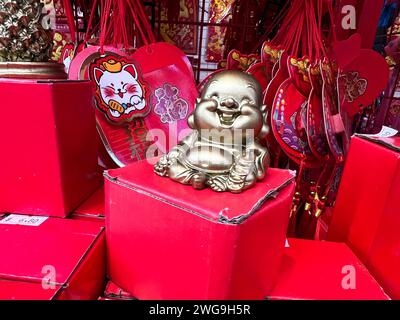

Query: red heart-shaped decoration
[[332, 33, 362, 68], [339, 49, 390, 117], [132, 42, 195, 80], [69, 42, 198, 167]]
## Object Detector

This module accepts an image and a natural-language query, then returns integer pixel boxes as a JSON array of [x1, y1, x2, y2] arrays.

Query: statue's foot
[[192, 172, 207, 190], [207, 176, 228, 192], [226, 176, 245, 193], [227, 173, 256, 193], [154, 155, 169, 177], [226, 180, 244, 193]]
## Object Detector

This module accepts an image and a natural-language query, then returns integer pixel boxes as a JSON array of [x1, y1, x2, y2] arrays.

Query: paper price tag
[[0, 214, 48, 226], [362, 126, 398, 138]]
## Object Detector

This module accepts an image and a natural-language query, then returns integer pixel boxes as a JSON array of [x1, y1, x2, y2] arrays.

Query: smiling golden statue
[[154, 70, 270, 193]]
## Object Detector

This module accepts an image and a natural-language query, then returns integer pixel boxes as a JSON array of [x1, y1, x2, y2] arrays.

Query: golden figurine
[[154, 70, 270, 193]]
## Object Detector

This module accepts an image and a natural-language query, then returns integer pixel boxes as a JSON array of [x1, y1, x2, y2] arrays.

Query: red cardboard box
[[0, 79, 101, 217], [268, 238, 389, 300], [328, 135, 400, 299], [0, 214, 106, 300], [0, 279, 62, 300], [104, 160, 295, 300], [71, 186, 105, 224]]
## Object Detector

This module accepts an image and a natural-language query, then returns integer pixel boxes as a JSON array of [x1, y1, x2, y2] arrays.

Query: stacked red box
[[268, 238, 389, 300], [0, 279, 62, 300], [0, 79, 101, 217], [71, 186, 105, 225], [328, 135, 400, 299], [104, 159, 295, 300], [0, 214, 106, 300]]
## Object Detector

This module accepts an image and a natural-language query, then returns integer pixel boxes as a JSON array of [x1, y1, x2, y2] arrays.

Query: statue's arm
[[246, 142, 270, 180]]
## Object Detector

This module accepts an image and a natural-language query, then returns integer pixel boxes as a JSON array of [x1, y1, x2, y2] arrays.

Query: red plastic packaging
[[0, 79, 101, 217], [0, 215, 106, 300], [328, 134, 400, 299], [104, 159, 295, 300]]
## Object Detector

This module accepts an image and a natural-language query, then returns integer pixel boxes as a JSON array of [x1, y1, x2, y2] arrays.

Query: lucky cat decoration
[[90, 55, 149, 123], [154, 70, 270, 193]]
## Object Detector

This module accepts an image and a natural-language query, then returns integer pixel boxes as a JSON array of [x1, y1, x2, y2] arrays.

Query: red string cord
[[62, 0, 77, 43]]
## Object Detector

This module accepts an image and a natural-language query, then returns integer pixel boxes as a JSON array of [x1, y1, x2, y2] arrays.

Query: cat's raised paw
[[131, 96, 146, 110]]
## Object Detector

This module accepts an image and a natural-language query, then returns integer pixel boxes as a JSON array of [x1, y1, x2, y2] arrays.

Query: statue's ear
[[187, 98, 202, 129], [188, 114, 195, 129], [259, 105, 270, 138], [260, 104, 267, 115], [259, 123, 270, 139]]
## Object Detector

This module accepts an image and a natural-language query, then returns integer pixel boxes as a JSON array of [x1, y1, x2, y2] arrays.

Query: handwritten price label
[[0, 214, 48, 226]]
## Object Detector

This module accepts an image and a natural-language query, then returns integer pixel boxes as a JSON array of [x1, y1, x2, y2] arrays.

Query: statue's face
[[192, 70, 265, 137]]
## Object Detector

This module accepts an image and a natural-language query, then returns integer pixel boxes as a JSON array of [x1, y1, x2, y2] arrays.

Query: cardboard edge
[[72, 213, 105, 219], [104, 172, 217, 224], [103, 281, 137, 300], [355, 134, 400, 152], [37, 80, 90, 84], [219, 177, 296, 224], [104, 171, 295, 225], [72, 185, 104, 215], [0, 278, 64, 300], [0, 274, 64, 287], [56, 230, 106, 300], [61, 227, 106, 289]]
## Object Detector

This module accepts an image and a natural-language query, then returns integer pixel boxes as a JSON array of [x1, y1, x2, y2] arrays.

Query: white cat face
[[94, 64, 144, 106], [92, 61, 148, 121]]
